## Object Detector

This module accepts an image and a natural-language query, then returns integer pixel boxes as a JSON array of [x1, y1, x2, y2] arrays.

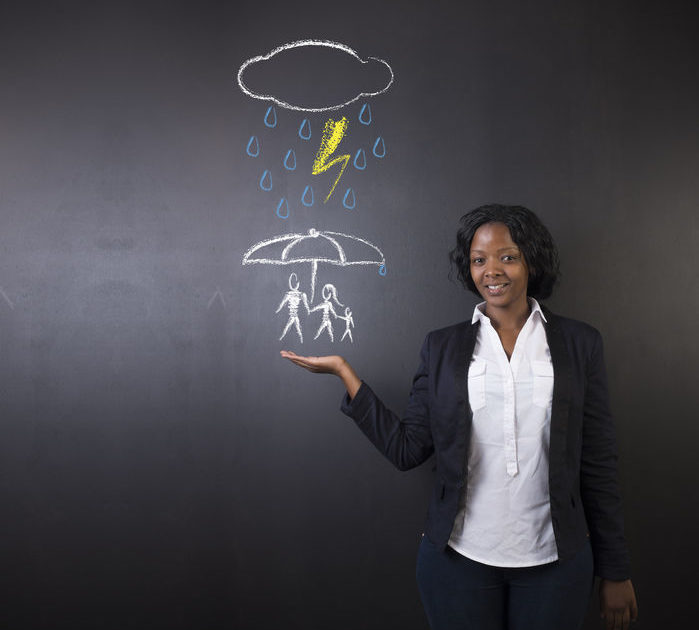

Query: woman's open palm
[[280, 350, 345, 375]]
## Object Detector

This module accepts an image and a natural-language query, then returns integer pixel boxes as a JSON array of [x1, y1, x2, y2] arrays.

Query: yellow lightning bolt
[[312, 116, 350, 202]]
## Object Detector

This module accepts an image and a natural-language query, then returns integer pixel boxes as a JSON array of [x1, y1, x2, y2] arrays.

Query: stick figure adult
[[310, 283, 342, 342], [276, 272, 310, 342]]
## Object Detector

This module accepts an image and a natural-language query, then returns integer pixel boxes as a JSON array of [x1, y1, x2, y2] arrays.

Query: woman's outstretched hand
[[280, 350, 361, 399], [280, 351, 344, 374]]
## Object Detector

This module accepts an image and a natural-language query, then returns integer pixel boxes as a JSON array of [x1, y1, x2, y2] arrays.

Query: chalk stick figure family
[[277, 273, 354, 343]]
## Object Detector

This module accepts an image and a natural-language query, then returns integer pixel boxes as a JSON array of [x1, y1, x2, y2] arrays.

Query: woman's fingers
[[280, 350, 342, 374], [600, 579, 637, 630], [623, 607, 631, 629], [603, 607, 633, 630], [280, 350, 316, 370]]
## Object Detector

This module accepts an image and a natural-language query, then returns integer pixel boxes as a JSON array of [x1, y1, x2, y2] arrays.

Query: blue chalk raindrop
[[246, 136, 260, 157], [359, 103, 372, 125], [343, 188, 356, 209], [264, 105, 277, 128], [298, 118, 311, 140], [276, 197, 289, 219], [302, 185, 314, 206], [353, 148, 367, 170], [284, 149, 296, 171], [259, 169, 272, 191], [379, 263, 387, 276], [372, 136, 386, 158]]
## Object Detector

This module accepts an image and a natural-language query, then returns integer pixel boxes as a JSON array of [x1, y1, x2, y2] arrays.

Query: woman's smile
[[484, 282, 510, 295]]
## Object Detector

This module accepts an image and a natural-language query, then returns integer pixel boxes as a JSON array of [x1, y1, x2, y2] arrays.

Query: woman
[[281, 205, 637, 630]]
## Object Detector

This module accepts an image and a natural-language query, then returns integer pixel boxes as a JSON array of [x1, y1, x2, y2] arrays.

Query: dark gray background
[[1, 0, 697, 628]]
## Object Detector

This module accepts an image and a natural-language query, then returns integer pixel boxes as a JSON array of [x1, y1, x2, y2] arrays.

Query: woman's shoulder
[[421, 320, 476, 352], [542, 307, 603, 344]]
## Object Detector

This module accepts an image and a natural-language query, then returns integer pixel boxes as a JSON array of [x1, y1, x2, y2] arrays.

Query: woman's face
[[469, 222, 529, 313]]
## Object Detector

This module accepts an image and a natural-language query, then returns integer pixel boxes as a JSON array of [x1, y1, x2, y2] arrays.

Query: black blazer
[[341, 307, 631, 580]]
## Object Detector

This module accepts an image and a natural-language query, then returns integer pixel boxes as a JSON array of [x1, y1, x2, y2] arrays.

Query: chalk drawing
[[311, 284, 342, 341], [264, 105, 277, 127], [246, 136, 260, 157], [372, 136, 386, 158], [247, 101, 388, 212], [312, 116, 350, 202], [284, 149, 297, 171], [242, 228, 386, 303], [339, 307, 355, 343], [342, 188, 356, 209], [298, 118, 312, 140], [208, 288, 226, 309], [0, 288, 14, 310], [259, 169, 272, 191], [239, 40, 393, 215], [237, 40, 394, 112], [276, 198, 290, 219], [353, 148, 367, 170], [277, 273, 310, 342], [302, 185, 314, 206], [237, 42, 394, 342], [359, 103, 372, 125]]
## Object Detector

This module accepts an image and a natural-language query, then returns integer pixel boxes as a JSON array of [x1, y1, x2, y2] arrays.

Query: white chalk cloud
[[237, 39, 394, 112]]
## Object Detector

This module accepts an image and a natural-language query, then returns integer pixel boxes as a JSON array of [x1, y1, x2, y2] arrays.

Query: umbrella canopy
[[242, 228, 386, 301]]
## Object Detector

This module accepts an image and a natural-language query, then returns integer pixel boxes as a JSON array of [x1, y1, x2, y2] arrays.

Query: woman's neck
[[484, 300, 531, 332]]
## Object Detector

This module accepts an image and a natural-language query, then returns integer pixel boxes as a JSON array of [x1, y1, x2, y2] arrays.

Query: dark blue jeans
[[416, 537, 594, 630]]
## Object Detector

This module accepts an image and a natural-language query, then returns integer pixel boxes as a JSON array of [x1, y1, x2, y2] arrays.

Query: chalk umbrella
[[242, 228, 386, 302]]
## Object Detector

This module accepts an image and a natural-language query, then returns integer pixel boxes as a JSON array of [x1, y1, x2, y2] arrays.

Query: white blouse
[[448, 299, 558, 567]]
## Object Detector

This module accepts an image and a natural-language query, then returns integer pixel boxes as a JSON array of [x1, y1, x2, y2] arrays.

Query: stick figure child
[[339, 307, 355, 343], [276, 272, 310, 342], [311, 283, 342, 342]]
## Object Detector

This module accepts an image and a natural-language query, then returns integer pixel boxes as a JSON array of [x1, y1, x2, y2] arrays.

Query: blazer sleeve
[[580, 330, 632, 579], [339, 335, 434, 472]]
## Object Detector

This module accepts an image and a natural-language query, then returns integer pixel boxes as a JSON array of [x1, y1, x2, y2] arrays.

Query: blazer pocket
[[532, 360, 554, 408], [467, 359, 487, 411]]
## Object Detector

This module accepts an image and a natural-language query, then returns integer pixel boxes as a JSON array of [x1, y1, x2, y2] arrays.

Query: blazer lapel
[[453, 320, 479, 471], [543, 308, 572, 492], [454, 319, 479, 409]]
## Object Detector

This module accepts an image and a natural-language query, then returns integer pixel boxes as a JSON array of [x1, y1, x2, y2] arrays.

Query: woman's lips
[[484, 282, 509, 296]]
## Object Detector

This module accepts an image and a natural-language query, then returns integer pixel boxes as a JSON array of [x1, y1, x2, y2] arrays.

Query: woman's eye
[[471, 258, 484, 264]]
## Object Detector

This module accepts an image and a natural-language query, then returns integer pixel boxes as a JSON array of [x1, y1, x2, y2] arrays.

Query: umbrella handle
[[310, 260, 318, 303]]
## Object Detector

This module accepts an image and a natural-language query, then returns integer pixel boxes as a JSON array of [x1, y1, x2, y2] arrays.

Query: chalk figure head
[[321, 283, 343, 306]]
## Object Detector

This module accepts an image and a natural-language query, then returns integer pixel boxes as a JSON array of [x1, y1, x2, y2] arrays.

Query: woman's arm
[[580, 331, 630, 577], [580, 331, 638, 628], [280, 337, 435, 472]]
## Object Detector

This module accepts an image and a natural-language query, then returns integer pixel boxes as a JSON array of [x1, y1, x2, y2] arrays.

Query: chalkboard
[[1, 1, 697, 628]]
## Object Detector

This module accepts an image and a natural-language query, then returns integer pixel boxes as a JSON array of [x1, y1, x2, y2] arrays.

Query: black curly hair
[[449, 204, 560, 300]]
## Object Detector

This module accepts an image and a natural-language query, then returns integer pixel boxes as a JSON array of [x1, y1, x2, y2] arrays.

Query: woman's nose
[[484, 261, 503, 277]]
